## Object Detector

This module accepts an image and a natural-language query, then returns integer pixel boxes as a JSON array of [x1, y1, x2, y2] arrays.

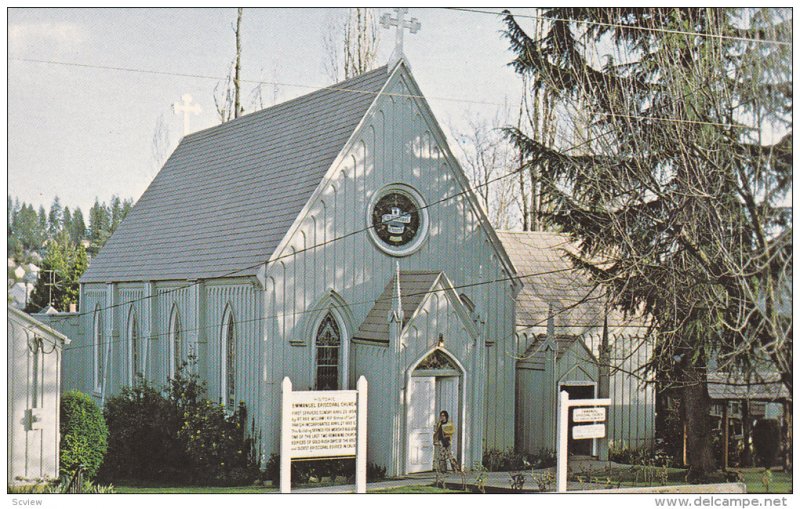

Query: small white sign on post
[[280, 376, 368, 493], [572, 423, 606, 440], [556, 391, 611, 493], [573, 407, 606, 423]]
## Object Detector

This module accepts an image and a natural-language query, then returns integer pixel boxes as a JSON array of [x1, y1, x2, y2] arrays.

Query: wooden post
[[280, 377, 292, 493], [556, 390, 569, 492], [722, 402, 729, 470], [356, 376, 368, 493]]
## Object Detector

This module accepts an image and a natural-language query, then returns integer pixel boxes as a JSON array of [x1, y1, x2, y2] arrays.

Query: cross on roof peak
[[172, 93, 202, 136], [380, 8, 421, 69]]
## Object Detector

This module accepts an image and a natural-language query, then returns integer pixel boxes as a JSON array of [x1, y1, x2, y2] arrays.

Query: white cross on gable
[[380, 8, 421, 68], [172, 93, 202, 136]]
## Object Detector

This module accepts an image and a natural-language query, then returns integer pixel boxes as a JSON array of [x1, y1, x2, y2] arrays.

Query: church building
[[67, 58, 522, 476]]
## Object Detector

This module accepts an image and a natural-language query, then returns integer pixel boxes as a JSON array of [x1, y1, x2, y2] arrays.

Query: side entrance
[[405, 349, 463, 473]]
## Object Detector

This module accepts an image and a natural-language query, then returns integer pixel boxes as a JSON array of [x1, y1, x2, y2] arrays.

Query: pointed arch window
[[169, 306, 183, 378], [128, 308, 141, 384], [93, 305, 103, 392], [222, 307, 236, 408], [315, 312, 341, 390]]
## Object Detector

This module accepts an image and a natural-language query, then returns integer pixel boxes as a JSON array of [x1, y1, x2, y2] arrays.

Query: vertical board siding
[[264, 74, 517, 468]]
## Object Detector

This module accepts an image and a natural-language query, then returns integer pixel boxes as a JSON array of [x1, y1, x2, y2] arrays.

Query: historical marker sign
[[281, 377, 368, 493], [573, 407, 606, 423], [572, 423, 606, 440], [290, 391, 358, 458]]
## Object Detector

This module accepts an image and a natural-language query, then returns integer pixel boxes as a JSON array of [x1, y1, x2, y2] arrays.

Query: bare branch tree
[[452, 107, 520, 230], [323, 8, 380, 82], [215, 8, 244, 123]]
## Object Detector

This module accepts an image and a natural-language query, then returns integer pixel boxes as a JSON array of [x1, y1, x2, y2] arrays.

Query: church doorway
[[405, 349, 463, 473]]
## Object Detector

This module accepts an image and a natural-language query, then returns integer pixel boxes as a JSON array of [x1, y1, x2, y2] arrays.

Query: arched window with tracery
[[315, 312, 342, 390], [128, 308, 141, 384], [93, 305, 103, 392], [169, 306, 183, 378], [222, 307, 236, 408]]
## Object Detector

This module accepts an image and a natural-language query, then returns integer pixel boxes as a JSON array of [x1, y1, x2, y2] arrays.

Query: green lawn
[[116, 483, 458, 494], [370, 485, 463, 494], [115, 482, 277, 494], [740, 470, 792, 494]]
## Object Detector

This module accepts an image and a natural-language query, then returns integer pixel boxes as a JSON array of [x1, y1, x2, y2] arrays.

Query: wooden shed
[[7, 306, 70, 485]]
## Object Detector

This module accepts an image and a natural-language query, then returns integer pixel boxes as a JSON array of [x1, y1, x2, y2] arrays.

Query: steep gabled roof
[[497, 231, 645, 330], [82, 66, 389, 283], [354, 271, 441, 343]]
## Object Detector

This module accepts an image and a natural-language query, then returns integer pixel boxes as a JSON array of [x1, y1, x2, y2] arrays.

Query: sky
[[7, 7, 537, 214]]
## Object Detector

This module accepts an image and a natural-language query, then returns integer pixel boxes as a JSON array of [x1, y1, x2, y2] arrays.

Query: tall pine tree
[[502, 8, 791, 480]]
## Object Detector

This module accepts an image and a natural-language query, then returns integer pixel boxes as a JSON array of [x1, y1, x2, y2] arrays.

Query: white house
[[8, 306, 69, 485]]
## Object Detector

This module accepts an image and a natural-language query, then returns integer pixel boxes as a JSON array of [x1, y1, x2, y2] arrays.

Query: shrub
[[178, 400, 258, 485], [264, 455, 386, 486], [100, 379, 185, 482], [482, 448, 554, 471], [99, 368, 259, 486], [60, 390, 108, 480], [752, 419, 781, 467]]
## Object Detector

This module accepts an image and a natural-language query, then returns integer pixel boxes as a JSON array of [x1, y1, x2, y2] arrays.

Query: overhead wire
[[446, 7, 792, 46]]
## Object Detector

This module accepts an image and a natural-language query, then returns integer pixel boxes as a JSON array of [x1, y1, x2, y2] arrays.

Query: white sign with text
[[573, 407, 606, 423], [280, 377, 368, 494], [289, 390, 358, 458], [572, 423, 606, 440]]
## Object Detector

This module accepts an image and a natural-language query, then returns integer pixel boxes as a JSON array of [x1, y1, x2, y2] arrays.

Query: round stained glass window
[[367, 184, 428, 256]]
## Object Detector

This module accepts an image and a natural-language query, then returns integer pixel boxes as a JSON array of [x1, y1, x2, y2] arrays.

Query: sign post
[[556, 391, 611, 493], [280, 376, 368, 493]]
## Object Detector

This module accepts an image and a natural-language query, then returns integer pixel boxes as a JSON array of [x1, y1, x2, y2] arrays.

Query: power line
[[33, 30, 752, 323], [12, 57, 758, 130], [447, 7, 792, 47], [61, 265, 597, 352], [10, 57, 503, 108]]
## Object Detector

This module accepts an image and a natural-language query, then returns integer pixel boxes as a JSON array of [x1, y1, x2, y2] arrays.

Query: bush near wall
[[60, 390, 108, 480], [99, 369, 260, 486]]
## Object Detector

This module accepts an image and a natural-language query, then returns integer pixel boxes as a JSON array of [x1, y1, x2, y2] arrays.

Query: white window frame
[[312, 308, 350, 390], [127, 307, 141, 385], [93, 305, 103, 394], [169, 305, 183, 379], [220, 306, 236, 409]]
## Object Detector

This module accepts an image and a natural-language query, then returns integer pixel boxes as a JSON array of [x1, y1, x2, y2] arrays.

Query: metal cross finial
[[380, 8, 421, 67], [172, 93, 202, 136]]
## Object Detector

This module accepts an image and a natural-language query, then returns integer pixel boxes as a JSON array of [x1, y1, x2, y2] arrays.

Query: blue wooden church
[[52, 57, 654, 476]]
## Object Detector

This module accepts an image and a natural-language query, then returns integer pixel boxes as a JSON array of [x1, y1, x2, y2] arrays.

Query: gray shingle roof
[[82, 66, 389, 283], [354, 271, 442, 342], [497, 231, 643, 329], [707, 371, 790, 401]]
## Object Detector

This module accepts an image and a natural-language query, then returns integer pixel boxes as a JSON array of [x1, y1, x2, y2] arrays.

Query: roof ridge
[[183, 65, 389, 141]]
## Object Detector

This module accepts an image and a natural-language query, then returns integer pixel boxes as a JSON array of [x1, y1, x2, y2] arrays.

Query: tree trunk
[[682, 363, 715, 482], [234, 8, 243, 119], [783, 400, 792, 472], [741, 399, 752, 467]]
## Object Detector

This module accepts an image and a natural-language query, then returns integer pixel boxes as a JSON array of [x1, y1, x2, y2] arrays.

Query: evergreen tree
[[70, 207, 87, 245], [88, 198, 110, 256], [26, 230, 87, 312], [37, 205, 47, 238], [48, 196, 63, 237], [62, 206, 72, 239], [502, 8, 791, 480]]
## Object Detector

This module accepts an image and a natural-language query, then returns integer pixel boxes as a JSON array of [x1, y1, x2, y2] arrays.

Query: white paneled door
[[407, 376, 436, 473]]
